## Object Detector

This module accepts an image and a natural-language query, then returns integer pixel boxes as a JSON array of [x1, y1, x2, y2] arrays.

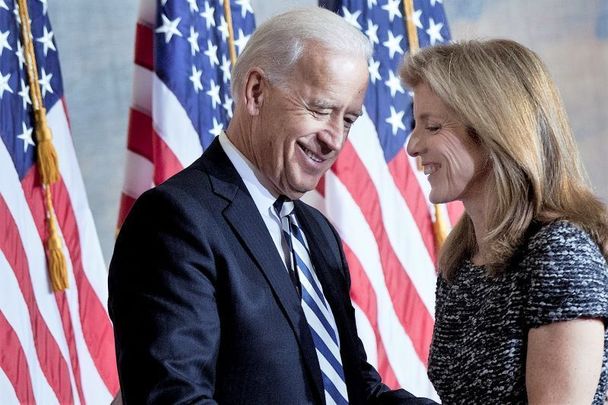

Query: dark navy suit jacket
[[109, 138, 434, 404]]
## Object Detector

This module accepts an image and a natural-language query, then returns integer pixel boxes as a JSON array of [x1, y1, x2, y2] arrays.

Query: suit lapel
[[200, 139, 325, 402]]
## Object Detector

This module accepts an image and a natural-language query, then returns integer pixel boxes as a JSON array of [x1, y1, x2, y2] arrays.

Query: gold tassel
[[18, 0, 68, 291], [45, 198, 68, 291], [34, 108, 60, 184]]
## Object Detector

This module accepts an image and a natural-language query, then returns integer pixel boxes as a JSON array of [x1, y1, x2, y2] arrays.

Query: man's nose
[[319, 118, 346, 153]]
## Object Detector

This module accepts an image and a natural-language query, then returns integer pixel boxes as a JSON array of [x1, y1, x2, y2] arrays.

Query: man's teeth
[[302, 145, 322, 163], [424, 164, 438, 175]]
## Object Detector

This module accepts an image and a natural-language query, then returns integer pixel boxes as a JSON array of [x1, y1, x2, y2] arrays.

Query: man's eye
[[312, 110, 330, 117], [426, 126, 440, 132]]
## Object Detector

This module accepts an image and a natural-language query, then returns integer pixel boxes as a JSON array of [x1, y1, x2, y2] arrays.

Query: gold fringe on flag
[[17, 0, 68, 291], [402, 0, 448, 250], [223, 1, 237, 66]]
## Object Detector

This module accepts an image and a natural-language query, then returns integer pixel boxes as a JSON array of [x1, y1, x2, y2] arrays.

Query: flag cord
[[17, 0, 68, 291], [223, 1, 237, 66], [402, 0, 448, 250]]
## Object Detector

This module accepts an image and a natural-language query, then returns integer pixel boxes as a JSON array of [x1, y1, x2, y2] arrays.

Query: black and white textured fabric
[[428, 220, 608, 404]]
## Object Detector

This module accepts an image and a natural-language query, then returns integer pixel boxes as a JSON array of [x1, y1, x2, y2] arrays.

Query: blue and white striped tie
[[274, 197, 349, 405]]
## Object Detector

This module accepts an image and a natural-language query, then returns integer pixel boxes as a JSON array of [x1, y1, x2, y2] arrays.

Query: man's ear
[[243, 68, 267, 116]]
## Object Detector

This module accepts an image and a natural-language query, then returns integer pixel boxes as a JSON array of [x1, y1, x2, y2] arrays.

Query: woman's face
[[407, 83, 490, 206]]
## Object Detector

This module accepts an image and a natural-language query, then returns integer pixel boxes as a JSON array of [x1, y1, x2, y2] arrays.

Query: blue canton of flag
[[155, 0, 255, 149], [323, 0, 450, 162], [118, 0, 256, 226], [0, 0, 62, 179]]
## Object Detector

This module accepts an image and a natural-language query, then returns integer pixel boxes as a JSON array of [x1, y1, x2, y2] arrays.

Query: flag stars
[[187, 26, 200, 55], [209, 117, 223, 137], [220, 55, 231, 83], [18, 79, 31, 109], [0, 0, 8, 10], [236, 0, 253, 18], [200, 2, 215, 30], [233, 29, 250, 55], [0, 71, 13, 98], [368, 59, 381, 84], [206, 79, 221, 108], [36, 26, 56, 56], [15, 41, 25, 69], [218, 17, 229, 42], [367, 0, 378, 8], [381, 0, 402, 22], [39, 67, 53, 97], [411, 9, 422, 29], [186, 0, 199, 13], [204, 39, 219, 66], [39, 0, 48, 14], [385, 106, 406, 135], [365, 19, 379, 45], [426, 18, 444, 45], [383, 31, 403, 59], [430, 0, 443, 6], [189, 65, 203, 92], [156, 14, 182, 44], [222, 95, 233, 118], [17, 122, 34, 153], [0, 30, 12, 57], [384, 70, 404, 97], [342, 7, 362, 30]]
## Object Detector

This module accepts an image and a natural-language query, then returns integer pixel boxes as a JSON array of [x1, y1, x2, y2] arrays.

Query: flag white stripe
[[133, 65, 153, 114], [122, 150, 154, 198], [352, 302, 378, 368], [48, 103, 110, 311], [0, 252, 59, 405], [138, 0, 156, 25], [350, 113, 436, 315], [153, 75, 203, 167], [316, 176, 436, 398], [0, 367, 20, 405]]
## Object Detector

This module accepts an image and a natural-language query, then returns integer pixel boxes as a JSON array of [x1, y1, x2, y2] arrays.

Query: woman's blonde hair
[[400, 39, 608, 280]]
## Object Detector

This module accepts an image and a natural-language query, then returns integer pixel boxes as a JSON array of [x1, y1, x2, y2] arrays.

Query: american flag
[[117, 0, 255, 226], [306, 0, 463, 399], [0, 0, 119, 403]]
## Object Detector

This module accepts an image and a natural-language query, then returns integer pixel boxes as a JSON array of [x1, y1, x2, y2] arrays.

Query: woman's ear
[[243, 67, 267, 116]]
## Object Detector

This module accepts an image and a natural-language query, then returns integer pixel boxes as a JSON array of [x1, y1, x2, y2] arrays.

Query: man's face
[[250, 47, 369, 199]]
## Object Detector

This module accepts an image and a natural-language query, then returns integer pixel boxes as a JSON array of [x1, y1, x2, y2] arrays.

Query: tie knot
[[273, 195, 294, 218]]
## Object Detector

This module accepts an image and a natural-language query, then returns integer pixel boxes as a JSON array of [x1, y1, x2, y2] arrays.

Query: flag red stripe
[[0, 312, 35, 404], [135, 23, 153, 70], [22, 169, 120, 395], [332, 142, 434, 365], [344, 243, 399, 389], [152, 129, 185, 185], [117, 193, 137, 229], [127, 108, 154, 161], [0, 194, 74, 404], [386, 150, 437, 263]]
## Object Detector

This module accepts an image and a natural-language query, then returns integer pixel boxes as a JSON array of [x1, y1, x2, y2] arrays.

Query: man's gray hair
[[231, 7, 372, 100]]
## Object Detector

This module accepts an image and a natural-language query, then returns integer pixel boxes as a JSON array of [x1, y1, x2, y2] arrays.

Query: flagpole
[[223, 1, 237, 65], [17, 0, 68, 291], [402, 0, 448, 250]]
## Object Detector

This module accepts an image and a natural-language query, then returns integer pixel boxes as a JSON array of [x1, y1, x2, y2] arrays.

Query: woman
[[402, 39, 608, 404]]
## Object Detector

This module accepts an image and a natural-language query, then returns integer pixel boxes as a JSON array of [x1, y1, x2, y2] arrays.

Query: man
[[109, 7, 434, 404]]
